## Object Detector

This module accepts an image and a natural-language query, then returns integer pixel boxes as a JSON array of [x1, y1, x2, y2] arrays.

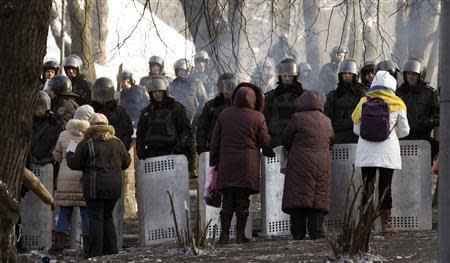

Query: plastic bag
[[203, 166, 222, 208]]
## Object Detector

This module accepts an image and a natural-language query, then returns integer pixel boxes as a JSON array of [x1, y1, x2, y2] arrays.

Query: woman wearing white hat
[[352, 70, 410, 233]]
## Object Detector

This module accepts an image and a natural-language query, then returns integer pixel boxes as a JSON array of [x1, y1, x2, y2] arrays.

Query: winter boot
[[236, 212, 249, 243], [380, 210, 398, 234], [48, 232, 66, 255], [218, 211, 232, 244], [82, 234, 89, 258]]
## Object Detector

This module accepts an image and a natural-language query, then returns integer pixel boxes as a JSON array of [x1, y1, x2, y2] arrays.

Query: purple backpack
[[360, 97, 391, 142]]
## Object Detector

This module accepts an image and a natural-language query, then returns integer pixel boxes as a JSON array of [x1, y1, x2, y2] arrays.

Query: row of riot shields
[[22, 140, 431, 249], [21, 165, 124, 251]]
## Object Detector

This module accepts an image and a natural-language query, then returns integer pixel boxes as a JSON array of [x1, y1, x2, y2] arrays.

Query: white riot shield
[[326, 144, 362, 230], [198, 152, 252, 239], [21, 164, 53, 250], [391, 140, 431, 230], [260, 147, 290, 237], [136, 155, 190, 245]]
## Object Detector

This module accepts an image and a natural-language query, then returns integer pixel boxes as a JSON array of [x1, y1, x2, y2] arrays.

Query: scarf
[[351, 89, 407, 124]]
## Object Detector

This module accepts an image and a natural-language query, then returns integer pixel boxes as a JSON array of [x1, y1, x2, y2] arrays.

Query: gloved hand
[[262, 148, 276, 158], [65, 151, 74, 160]]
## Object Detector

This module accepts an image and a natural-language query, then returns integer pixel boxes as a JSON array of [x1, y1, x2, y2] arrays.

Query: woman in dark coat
[[210, 82, 273, 244], [281, 90, 334, 240], [67, 113, 131, 258]]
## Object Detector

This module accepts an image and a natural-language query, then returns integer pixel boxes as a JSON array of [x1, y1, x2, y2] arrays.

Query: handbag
[[204, 166, 222, 208]]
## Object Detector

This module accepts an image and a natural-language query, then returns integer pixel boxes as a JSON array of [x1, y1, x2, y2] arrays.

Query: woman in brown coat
[[210, 82, 273, 244], [281, 90, 334, 240]]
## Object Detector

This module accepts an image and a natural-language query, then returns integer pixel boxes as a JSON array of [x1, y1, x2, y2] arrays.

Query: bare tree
[[0, 0, 52, 261]]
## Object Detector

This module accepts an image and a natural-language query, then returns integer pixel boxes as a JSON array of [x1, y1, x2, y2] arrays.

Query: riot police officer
[[396, 58, 439, 159], [48, 75, 79, 127], [298, 62, 317, 91], [325, 58, 366, 143], [41, 58, 59, 88], [136, 75, 193, 163], [360, 60, 376, 89], [250, 59, 276, 93], [139, 55, 172, 86], [319, 46, 348, 94], [264, 58, 305, 148], [119, 70, 149, 128], [196, 73, 237, 154], [190, 50, 216, 98], [63, 55, 92, 106], [169, 58, 208, 123], [91, 77, 134, 150]]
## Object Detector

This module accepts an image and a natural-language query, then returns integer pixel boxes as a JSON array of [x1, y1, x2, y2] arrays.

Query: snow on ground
[[46, 0, 195, 83]]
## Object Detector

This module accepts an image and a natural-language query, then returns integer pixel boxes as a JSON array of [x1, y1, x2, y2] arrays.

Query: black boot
[[48, 232, 66, 255], [236, 212, 249, 243], [218, 211, 232, 244], [82, 234, 89, 258]]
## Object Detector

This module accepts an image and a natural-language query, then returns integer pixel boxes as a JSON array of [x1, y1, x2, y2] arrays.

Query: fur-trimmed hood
[[85, 124, 116, 141], [66, 119, 90, 136]]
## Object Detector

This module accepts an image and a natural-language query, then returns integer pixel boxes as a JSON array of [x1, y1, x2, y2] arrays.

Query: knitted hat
[[369, 70, 397, 92], [73, 105, 95, 121], [88, 113, 109, 125]]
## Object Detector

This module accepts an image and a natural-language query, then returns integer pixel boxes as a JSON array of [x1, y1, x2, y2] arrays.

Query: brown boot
[[380, 210, 398, 234], [218, 212, 232, 244], [236, 213, 249, 244], [48, 232, 66, 255]]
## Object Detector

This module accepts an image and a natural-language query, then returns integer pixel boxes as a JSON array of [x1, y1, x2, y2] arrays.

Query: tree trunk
[[67, 0, 97, 81], [0, 0, 51, 261], [49, 3, 71, 57], [92, 0, 108, 65]]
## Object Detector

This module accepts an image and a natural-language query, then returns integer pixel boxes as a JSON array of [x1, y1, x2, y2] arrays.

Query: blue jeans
[[56, 206, 90, 235]]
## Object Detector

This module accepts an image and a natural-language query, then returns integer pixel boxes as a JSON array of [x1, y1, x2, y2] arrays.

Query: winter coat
[[119, 85, 149, 128], [353, 109, 410, 170], [325, 83, 366, 143], [281, 91, 334, 214], [67, 125, 131, 200], [396, 82, 439, 140], [29, 113, 64, 165], [210, 83, 271, 194], [53, 119, 90, 206], [196, 94, 232, 153], [136, 96, 193, 159], [263, 82, 304, 148], [91, 100, 134, 150], [71, 76, 93, 106], [52, 95, 79, 127]]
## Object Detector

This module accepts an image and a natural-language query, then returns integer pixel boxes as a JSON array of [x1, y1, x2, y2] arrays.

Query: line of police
[[27, 48, 439, 256]]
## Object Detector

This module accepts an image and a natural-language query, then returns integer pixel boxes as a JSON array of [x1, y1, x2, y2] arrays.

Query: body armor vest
[[268, 92, 300, 147]]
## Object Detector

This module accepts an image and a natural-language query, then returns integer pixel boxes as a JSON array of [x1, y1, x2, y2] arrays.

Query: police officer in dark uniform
[[196, 73, 237, 154], [48, 75, 79, 127], [136, 75, 193, 167], [360, 60, 376, 89], [264, 58, 305, 148], [190, 51, 216, 98], [41, 58, 59, 88], [91, 77, 134, 151], [396, 58, 439, 159], [319, 46, 348, 94], [139, 55, 172, 86], [169, 58, 208, 123], [63, 55, 92, 106], [119, 70, 149, 129], [325, 58, 366, 144]]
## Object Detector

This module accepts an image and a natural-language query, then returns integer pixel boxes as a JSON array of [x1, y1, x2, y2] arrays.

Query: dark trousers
[[85, 199, 118, 258], [289, 209, 325, 240], [361, 167, 394, 210], [220, 187, 251, 218]]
